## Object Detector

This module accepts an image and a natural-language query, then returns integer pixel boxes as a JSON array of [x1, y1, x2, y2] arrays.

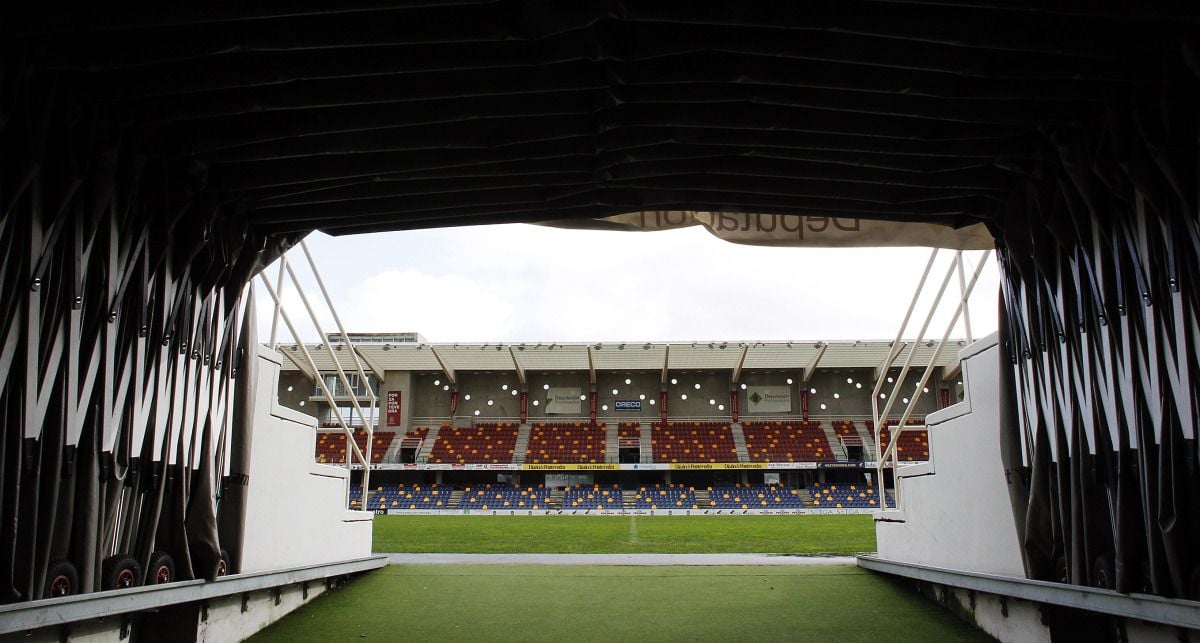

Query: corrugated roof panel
[[512, 344, 590, 371], [667, 343, 744, 369], [273, 339, 970, 372], [741, 344, 822, 369], [589, 343, 668, 371], [438, 345, 518, 371]]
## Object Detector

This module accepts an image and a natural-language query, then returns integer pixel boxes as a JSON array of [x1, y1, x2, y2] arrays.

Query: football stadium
[[279, 335, 953, 514], [3, 5, 1200, 642]]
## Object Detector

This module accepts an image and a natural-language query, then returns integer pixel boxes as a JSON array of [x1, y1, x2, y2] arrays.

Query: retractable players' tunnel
[[1, 3, 1197, 607]]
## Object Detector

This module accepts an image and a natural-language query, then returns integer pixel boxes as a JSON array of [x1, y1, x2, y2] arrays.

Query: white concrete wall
[[199, 583, 329, 643], [874, 333, 1025, 577], [240, 351, 373, 573]]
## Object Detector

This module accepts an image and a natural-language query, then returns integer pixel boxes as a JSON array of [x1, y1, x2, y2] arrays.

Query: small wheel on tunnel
[[44, 559, 79, 599], [1052, 555, 1069, 584], [146, 550, 175, 585], [216, 549, 231, 577], [102, 555, 142, 591], [1091, 555, 1114, 590]]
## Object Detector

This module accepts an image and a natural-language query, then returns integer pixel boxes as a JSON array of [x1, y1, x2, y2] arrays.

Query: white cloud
[[259, 224, 1000, 343], [344, 269, 517, 341]]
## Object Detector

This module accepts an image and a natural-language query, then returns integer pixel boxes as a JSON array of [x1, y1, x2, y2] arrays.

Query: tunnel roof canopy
[[8, 3, 1197, 249]]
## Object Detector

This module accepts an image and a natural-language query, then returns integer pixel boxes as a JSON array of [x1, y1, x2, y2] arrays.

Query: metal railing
[[258, 239, 379, 510], [873, 249, 991, 510]]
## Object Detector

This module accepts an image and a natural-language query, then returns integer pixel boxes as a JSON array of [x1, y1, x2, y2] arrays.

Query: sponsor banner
[[546, 387, 582, 415], [372, 462, 837, 471], [519, 392, 528, 423], [668, 462, 768, 470], [730, 391, 739, 423], [384, 508, 878, 516], [522, 463, 621, 471], [543, 211, 993, 250], [386, 391, 402, 426], [614, 399, 642, 411], [745, 386, 792, 413]]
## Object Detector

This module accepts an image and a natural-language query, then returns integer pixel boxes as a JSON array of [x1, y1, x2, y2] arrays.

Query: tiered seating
[[869, 419, 930, 461], [708, 485, 806, 509], [832, 420, 863, 446], [459, 484, 553, 511], [428, 422, 519, 464], [315, 429, 395, 464], [618, 422, 641, 447], [650, 422, 738, 463], [349, 483, 451, 511], [630, 483, 699, 509], [810, 482, 887, 508], [740, 421, 832, 462], [525, 422, 607, 464], [400, 426, 432, 449], [562, 484, 623, 509]]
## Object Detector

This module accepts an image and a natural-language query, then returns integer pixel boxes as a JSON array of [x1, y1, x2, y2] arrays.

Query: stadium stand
[[618, 422, 641, 447], [809, 482, 886, 508], [315, 429, 395, 464], [459, 484, 553, 511], [630, 483, 699, 509], [708, 485, 807, 509], [868, 420, 930, 461], [349, 483, 452, 511], [400, 426, 430, 447], [525, 422, 608, 464], [650, 422, 738, 463], [428, 422, 519, 464], [740, 421, 833, 462], [832, 420, 863, 444], [562, 484, 624, 510]]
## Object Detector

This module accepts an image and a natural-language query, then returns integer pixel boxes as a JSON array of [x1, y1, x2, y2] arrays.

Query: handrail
[[259, 240, 379, 510], [873, 250, 992, 510]]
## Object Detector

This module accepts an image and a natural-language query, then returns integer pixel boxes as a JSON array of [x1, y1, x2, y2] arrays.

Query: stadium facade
[[275, 337, 959, 513]]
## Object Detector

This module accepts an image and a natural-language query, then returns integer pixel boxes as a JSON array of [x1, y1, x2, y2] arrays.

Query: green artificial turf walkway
[[372, 514, 876, 555], [250, 564, 988, 642]]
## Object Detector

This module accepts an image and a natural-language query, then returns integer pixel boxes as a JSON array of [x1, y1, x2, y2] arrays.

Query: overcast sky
[[254, 223, 999, 345]]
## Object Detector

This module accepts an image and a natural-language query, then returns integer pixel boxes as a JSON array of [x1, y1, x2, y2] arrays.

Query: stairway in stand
[[729, 423, 750, 462], [639, 422, 654, 463], [415, 424, 442, 463], [512, 423, 532, 464], [822, 425, 848, 460], [606, 422, 619, 463]]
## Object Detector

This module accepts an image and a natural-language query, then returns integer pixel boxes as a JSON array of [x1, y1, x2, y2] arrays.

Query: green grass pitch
[[372, 514, 877, 555], [249, 565, 989, 642]]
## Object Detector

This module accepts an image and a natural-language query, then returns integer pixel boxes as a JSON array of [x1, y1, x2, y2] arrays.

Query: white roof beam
[[428, 345, 456, 385], [354, 347, 386, 381], [661, 344, 670, 386], [585, 345, 596, 386], [875, 341, 906, 382], [730, 344, 749, 386], [278, 347, 319, 382], [802, 343, 827, 384], [508, 346, 527, 386]]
